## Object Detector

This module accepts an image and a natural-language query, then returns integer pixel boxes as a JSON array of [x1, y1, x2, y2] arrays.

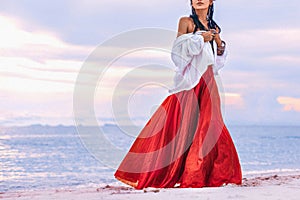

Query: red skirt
[[114, 65, 242, 189]]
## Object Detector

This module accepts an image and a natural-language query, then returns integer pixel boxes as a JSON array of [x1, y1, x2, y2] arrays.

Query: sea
[[1, 124, 300, 192]]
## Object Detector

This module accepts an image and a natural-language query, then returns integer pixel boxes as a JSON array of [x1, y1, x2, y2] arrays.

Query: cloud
[[277, 96, 300, 112], [0, 14, 177, 126], [221, 92, 244, 108], [0, 15, 96, 92], [1, 0, 300, 46], [0, 90, 75, 126], [1, 1, 300, 126], [224, 28, 300, 64], [0, 15, 93, 61]]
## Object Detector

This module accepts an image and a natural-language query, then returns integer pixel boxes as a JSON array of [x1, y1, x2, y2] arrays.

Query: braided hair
[[190, 0, 221, 34], [189, 0, 221, 54]]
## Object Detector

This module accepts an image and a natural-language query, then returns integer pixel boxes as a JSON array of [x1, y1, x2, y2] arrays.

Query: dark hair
[[189, 1, 221, 54], [190, 1, 221, 34]]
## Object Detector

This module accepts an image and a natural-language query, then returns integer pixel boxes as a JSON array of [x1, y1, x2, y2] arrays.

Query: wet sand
[[2, 172, 300, 200]]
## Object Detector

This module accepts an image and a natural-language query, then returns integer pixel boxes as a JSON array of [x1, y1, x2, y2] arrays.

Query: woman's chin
[[193, 5, 210, 10]]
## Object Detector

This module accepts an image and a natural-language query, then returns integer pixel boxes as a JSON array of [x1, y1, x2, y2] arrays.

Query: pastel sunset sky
[[1, 0, 300, 127]]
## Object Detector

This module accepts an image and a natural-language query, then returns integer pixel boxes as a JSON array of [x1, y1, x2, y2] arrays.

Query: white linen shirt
[[168, 30, 228, 94]]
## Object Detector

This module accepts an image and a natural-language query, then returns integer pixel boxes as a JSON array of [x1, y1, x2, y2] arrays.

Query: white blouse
[[168, 30, 228, 94]]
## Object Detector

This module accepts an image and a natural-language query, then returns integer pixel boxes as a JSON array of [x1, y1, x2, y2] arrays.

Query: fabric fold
[[212, 43, 228, 75], [169, 31, 228, 94], [113, 29, 241, 191]]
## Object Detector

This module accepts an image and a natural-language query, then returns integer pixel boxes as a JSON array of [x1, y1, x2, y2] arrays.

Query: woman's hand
[[212, 27, 226, 56], [200, 28, 226, 55], [201, 29, 216, 42]]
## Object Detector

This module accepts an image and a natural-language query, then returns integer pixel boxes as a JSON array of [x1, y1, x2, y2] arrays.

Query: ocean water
[[1, 124, 300, 192]]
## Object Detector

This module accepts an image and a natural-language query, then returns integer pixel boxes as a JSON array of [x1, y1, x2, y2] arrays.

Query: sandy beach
[[2, 171, 300, 200]]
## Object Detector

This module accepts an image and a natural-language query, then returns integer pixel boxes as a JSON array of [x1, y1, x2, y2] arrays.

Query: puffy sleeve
[[169, 32, 212, 94], [170, 33, 205, 73], [212, 44, 229, 75]]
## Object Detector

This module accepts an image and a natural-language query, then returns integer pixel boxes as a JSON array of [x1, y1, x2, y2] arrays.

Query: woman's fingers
[[201, 30, 216, 42], [210, 29, 217, 34], [210, 29, 217, 41]]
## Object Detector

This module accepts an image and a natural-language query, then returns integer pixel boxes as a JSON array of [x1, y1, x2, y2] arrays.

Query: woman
[[114, 0, 242, 189]]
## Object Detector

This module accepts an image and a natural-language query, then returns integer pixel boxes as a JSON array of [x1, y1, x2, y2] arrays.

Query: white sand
[[2, 172, 300, 200]]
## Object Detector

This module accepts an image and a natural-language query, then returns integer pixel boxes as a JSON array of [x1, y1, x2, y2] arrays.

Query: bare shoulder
[[179, 16, 192, 23], [177, 16, 193, 37]]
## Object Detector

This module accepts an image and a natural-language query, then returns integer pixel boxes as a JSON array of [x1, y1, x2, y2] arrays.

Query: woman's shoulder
[[178, 16, 193, 24], [176, 16, 194, 37]]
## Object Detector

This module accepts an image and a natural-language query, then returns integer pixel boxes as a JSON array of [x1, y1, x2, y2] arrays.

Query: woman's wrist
[[217, 40, 226, 48], [217, 40, 226, 56]]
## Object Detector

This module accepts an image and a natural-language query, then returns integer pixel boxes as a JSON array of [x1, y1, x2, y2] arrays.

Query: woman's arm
[[176, 17, 216, 42], [214, 27, 222, 46], [176, 17, 189, 37], [214, 27, 226, 56]]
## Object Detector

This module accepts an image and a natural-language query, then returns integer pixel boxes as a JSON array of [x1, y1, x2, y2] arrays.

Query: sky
[[0, 0, 300, 127]]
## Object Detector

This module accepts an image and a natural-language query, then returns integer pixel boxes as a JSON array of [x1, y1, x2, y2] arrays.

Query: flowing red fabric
[[114, 65, 242, 189]]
